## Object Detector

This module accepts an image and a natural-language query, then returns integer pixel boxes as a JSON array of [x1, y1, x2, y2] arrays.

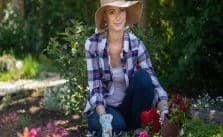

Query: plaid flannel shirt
[[84, 29, 168, 113]]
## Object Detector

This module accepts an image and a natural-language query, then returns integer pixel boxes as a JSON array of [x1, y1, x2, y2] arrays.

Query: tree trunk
[[0, 0, 2, 20], [19, 0, 24, 17], [141, 0, 148, 28]]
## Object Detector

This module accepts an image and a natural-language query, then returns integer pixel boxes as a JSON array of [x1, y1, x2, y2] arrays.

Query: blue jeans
[[87, 69, 155, 136]]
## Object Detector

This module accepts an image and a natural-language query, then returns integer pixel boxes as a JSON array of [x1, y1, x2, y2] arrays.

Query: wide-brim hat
[[95, 0, 142, 32]]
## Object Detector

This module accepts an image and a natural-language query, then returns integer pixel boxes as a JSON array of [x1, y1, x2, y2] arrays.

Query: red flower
[[140, 110, 152, 125], [168, 94, 190, 126], [170, 94, 187, 112], [140, 108, 161, 133], [179, 101, 187, 112]]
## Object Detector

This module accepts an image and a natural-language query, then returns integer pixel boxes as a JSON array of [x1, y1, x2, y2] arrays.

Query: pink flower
[[18, 120, 69, 137], [46, 121, 55, 129], [29, 128, 38, 137], [138, 131, 149, 137]]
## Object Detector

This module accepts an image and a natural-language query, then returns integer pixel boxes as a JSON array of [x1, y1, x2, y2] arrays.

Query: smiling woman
[[84, 0, 169, 137], [104, 7, 126, 33]]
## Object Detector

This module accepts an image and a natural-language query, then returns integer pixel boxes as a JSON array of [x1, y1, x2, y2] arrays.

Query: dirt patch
[[0, 91, 86, 137]]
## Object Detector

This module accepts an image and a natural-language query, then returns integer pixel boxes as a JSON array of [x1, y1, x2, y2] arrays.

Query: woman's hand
[[96, 105, 113, 137], [99, 114, 113, 137], [157, 100, 169, 124], [96, 105, 106, 115], [160, 109, 169, 124]]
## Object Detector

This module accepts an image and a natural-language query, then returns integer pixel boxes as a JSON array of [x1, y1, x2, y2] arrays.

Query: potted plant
[[161, 94, 190, 137]]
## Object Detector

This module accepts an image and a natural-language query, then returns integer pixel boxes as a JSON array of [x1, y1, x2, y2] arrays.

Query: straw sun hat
[[95, 0, 142, 31]]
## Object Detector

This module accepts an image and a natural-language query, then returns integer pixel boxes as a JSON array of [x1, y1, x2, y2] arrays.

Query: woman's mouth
[[114, 22, 122, 26]]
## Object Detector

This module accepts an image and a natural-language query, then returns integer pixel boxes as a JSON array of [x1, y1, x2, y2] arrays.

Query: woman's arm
[[85, 38, 107, 114], [137, 41, 169, 123], [137, 41, 168, 108]]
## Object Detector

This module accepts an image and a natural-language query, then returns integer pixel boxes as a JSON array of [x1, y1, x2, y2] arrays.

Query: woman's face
[[104, 6, 126, 32]]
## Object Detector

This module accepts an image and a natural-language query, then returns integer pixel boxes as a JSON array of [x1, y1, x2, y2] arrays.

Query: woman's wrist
[[158, 100, 168, 112], [96, 104, 106, 115]]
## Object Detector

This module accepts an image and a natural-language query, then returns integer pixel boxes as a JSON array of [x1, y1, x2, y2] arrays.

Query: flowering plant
[[123, 95, 190, 137], [131, 108, 161, 137], [140, 108, 160, 133], [17, 120, 69, 137], [167, 94, 190, 126], [137, 130, 150, 137]]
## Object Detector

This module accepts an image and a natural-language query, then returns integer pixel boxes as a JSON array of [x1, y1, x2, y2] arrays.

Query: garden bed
[[1, 88, 223, 137], [0, 90, 87, 137]]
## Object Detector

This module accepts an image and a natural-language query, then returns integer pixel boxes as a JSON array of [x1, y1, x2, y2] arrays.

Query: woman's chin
[[111, 26, 125, 32]]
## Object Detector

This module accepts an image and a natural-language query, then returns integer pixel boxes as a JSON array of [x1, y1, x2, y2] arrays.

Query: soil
[[0, 90, 87, 137]]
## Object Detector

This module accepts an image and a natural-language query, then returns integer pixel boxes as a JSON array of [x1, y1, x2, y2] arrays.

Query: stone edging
[[191, 108, 223, 124], [0, 79, 67, 96]]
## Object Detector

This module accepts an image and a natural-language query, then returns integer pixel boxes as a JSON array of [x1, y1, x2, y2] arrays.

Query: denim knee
[[130, 69, 155, 104], [132, 69, 153, 89], [87, 111, 101, 131]]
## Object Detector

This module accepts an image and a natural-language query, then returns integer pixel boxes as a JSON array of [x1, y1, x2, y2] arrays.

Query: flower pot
[[160, 119, 180, 137]]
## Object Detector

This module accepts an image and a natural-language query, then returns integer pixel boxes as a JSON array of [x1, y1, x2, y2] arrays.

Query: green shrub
[[0, 3, 26, 55], [0, 54, 16, 72], [43, 86, 64, 112], [134, 0, 223, 96], [0, 94, 12, 111], [37, 54, 58, 74], [46, 20, 94, 115], [0, 55, 39, 81], [17, 114, 31, 129], [21, 55, 39, 79], [0, 54, 21, 81], [183, 118, 223, 137], [0, 72, 19, 81], [0, 0, 99, 55]]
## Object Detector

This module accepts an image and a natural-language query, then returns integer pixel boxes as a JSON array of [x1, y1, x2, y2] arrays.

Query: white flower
[[16, 60, 23, 70]]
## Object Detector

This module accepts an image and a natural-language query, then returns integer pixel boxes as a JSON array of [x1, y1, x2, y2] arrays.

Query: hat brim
[[95, 1, 142, 32]]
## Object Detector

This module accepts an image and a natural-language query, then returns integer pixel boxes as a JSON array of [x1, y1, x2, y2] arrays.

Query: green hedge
[[134, 0, 223, 96], [0, 0, 99, 55]]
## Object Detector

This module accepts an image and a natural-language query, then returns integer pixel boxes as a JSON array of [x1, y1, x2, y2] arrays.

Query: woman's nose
[[115, 12, 122, 20]]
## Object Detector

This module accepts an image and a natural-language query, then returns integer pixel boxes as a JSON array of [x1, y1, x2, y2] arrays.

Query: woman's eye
[[109, 10, 115, 14]]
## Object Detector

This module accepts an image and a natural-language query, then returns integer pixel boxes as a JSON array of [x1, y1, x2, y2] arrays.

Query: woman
[[84, 0, 168, 136]]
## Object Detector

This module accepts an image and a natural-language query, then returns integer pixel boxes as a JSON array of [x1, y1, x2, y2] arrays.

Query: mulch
[[0, 90, 87, 137]]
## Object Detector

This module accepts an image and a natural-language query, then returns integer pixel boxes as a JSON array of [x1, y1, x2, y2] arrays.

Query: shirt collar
[[123, 29, 130, 53], [99, 29, 130, 53]]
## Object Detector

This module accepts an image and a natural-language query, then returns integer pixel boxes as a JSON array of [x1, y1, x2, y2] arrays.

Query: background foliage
[[0, 0, 222, 113], [45, 21, 94, 114], [0, 0, 99, 55], [134, 0, 223, 96]]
